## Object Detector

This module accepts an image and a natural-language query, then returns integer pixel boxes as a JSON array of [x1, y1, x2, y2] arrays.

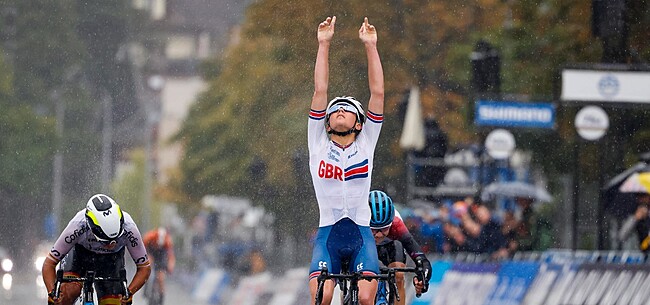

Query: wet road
[[2, 270, 194, 305]]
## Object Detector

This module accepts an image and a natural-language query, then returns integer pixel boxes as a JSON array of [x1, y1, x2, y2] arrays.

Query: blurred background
[[1, 0, 650, 304]]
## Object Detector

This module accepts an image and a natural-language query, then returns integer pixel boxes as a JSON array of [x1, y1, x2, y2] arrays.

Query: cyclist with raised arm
[[308, 15, 384, 305], [369, 190, 431, 305], [142, 227, 175, 303], [42, 194, 151, 305]]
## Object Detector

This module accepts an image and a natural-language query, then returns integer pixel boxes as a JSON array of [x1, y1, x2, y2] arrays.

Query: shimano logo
[[65, 225, 89, 244]]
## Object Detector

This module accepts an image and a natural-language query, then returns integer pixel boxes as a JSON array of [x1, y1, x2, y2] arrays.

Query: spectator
[[501, 210, 520, 254], [617, 193, 650, 251], [419, 209, 445, 254], [512, 196, 553, 252], [442, 202, 480, 253], [467, 204, 509, 259]]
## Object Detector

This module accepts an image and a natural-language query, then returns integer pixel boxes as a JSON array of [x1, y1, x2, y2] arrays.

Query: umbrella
[[481, 181, 553, 203], [601, 158, 650, 218], [619, 172, 650, 193], [602, 162, 650, 195], [399, 86, 426, 151]]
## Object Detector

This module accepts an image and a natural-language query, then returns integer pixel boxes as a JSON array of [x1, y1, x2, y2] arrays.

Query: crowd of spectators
[[401, 196, 553, 260]]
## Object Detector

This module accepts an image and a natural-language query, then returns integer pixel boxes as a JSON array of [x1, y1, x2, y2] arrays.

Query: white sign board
[[575, 106, 609, 141], [485, 129, 516, 159], [561, 69, 650, 103]]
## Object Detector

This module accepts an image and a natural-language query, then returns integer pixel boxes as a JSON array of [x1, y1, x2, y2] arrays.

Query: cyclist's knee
[[59, 283, 81, 305], [395, 271, 405, 286], [309, 277, 334, 305], [358, 281, 378, 305], [359, 293, 376, 305]]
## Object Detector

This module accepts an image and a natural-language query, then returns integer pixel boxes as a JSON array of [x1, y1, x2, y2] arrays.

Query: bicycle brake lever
[[54, 269, 64, 299]]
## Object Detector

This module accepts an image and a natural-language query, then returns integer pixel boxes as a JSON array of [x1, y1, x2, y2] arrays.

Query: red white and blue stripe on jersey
[[309, 109, 326, 120], [366, 111, 383, 123], [345, 159, 368, 181]]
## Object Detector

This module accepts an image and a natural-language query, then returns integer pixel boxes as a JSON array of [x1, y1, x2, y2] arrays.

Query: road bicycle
[[315, 263, 429, 305], [52, 268, 130, 305], [374, 265, 429, 305], [143, 264, 164, 305]]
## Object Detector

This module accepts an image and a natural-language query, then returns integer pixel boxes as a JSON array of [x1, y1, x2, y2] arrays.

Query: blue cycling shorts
[[309, 217, 379, 279]]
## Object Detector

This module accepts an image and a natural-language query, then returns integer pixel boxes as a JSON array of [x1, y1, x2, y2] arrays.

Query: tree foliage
[[0, 0, 148, 260], [176, 0, 650, 233]]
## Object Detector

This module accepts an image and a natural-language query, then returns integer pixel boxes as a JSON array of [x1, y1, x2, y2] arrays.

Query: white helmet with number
[[85, 194, 124, 242]]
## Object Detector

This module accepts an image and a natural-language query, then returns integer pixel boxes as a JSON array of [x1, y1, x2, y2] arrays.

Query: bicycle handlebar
[[54, 269, 130, 300], [314, 265, 428, 305], [379, 265, 428, 298]]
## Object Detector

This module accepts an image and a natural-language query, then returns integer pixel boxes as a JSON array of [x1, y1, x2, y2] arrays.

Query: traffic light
[[470, 40, 501, 94]]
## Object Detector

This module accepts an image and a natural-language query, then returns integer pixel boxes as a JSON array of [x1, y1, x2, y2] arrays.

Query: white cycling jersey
[[47, 210, 149, 267], [308, 108, 383, 227]]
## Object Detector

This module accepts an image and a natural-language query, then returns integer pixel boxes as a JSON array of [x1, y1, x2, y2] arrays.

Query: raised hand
[[318, 16, 336, 43], [358, 17, 377, 45]]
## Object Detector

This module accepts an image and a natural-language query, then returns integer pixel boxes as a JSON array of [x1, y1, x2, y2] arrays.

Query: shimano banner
[[474, 100, 555, 129]]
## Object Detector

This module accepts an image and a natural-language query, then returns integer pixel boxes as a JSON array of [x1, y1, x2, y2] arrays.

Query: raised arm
[[311, 16, 336, 111], [359, 17, 384, 115]]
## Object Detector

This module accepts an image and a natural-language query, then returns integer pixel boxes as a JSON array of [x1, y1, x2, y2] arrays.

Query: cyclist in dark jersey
[[369, 190, 431, 305]]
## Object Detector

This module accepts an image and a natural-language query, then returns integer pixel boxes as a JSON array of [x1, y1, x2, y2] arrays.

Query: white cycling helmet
[[326, 96, 366, 124], [85, 194, 124, 242]]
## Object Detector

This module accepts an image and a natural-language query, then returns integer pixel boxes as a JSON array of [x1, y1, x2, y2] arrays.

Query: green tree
[[175, 0, 650, 242], [0, 56, 56, 251]]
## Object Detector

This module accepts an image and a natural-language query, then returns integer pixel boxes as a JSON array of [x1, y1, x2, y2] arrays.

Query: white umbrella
[[481, 181, 553, 202], [399, 86, 426, 151]]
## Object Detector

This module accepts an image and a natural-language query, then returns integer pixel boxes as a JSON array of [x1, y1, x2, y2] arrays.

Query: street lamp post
[[143, 74, 164, 232]]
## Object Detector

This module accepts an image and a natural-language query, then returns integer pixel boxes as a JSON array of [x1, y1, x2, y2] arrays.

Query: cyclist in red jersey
[[142, 227, 175, 299], [369, 190, 431, 305]]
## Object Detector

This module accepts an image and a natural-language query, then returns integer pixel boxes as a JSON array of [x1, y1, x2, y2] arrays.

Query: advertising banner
[[191, 268, 231, 305], [228, 271, 272, 305], [484, 262, 539, 305], [561, 69, 650, 103], [268, 267, 309, 305], [475, 100, 555, 129], [433, 263, 500, 305], [558, 264, 650, 305], [521, 263, 567, 305]]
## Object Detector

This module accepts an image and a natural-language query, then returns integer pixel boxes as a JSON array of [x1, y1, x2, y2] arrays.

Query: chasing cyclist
[[368, 190, 431, 305], [308, 15, 384, 305], [42, 194, 151, 305], [142, 227, 175, 303]]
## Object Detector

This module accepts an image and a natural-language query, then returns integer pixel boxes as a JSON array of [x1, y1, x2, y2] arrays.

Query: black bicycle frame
[[53, 269, 130, 305], [315, 266, 392, 305]]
